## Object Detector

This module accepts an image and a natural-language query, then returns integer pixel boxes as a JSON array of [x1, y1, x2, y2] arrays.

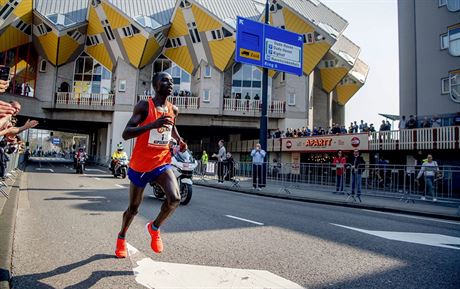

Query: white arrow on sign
[[127, 243, 304, 289], [239, 18, 244, 25], [332, 223, 460, 250]]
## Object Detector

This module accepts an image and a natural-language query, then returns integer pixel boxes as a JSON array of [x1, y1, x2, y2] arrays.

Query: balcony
[[55, 92, 115, 110], [137, 95, 200, 112], [369, 126, 460, 151], [223, 99, 286, 117]]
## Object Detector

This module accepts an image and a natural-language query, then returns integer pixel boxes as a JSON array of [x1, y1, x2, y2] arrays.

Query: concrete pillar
[[110, 111, 133, 156], [332, 101, 345, 126], [312, 69, 332, 129]]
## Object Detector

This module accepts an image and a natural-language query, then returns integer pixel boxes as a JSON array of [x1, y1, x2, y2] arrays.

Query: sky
[[321, 0, 399, 129]]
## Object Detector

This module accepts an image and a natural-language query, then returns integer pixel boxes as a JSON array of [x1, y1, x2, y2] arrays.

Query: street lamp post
[[259, 0, 269, 152]]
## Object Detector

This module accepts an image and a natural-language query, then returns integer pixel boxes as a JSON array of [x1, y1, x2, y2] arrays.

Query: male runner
[[115, 72, 186, 258]]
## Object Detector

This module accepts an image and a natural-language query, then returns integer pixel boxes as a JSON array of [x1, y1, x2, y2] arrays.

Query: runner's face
[[156, 74, 173, 97]]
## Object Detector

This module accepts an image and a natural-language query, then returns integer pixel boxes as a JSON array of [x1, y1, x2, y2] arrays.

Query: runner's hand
[[150, 115, 174, 129], [179, 139, 187, 152]]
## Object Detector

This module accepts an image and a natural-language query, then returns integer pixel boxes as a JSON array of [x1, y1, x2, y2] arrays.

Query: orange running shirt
[[129, 97, 176, 172]]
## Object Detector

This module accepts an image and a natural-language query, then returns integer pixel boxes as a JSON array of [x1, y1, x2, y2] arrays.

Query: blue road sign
[[235, 16, 303, 76], [52, 137, 61, 145]]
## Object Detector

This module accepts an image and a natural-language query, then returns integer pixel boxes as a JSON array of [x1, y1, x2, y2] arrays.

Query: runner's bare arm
[[122, 100, 174, 140]]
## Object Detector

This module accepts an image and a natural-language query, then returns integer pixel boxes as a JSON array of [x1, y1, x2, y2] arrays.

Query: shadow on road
[[11, 254, 132, 289]]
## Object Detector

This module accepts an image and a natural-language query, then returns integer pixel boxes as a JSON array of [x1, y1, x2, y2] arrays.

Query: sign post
[[235, 6, 303, 152]]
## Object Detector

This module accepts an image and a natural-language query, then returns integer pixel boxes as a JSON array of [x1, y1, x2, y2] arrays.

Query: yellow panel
[[38, 32, 59, 65], [208, 37, 234, 72], [164, 46, 194, 74], [320, 67, 349, 93], [191, 4, 221, 32], [336, 83, 361, 105], [102, 2, 130, 29], [14, 0, 32, 18], [121, 34, 147, 68], [58, 35, 80, 65], [303, 41, 330, 75], [169, 8, 188, 38], [283, 8, 314, 34], [87, 6, 104, 35], [86, 43, 113, 71], [282, 8, 330, 75], [140, 37, 160, 68], [0, 0, 7, 6], [0, 26, 30, 52]]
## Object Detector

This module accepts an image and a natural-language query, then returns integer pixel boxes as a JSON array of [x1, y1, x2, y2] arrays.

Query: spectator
[[212, 140, 226, 184], [251, 143, 266, 190], [416, 154, 439, 202], [386, 120, 391, 130], [341, 125, 347, 134], [272, 158, 281, 179], [369, 124, 376, 132], [379, 120, 387, 131], [331, 123, 341, 134], [353, 121, 359, 133], [348, 122, 354, 133], [399, 115, 406, 130], [313, 127, 319, 136], [201, 150, 208, 175], [421, 117, 431, 128], [406, 115, 418, 129], [224, 152, 235, 181], [349, 149, 365, 202], [0, 139, 8, 179], [332, 150, 346, 193], [363, 123, 369, 132], [431, 115, 441, 127], [274, 128, 281, 138], [359, 120, 365, 132]]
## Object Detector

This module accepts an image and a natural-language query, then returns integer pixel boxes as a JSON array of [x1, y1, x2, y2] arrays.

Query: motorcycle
[[113, 157, 129, 179], [76, 154, 86, 174], [149, 147, 198, 205]]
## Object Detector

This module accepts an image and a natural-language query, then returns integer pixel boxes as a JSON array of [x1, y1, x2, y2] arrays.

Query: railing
[[55, 92, 115, 106], [1, 151, 21, 197], [137, 95, 200, 110], [369, 126, 460, 151], [195, 161, 460, 201], [223, 99, 286, 114]]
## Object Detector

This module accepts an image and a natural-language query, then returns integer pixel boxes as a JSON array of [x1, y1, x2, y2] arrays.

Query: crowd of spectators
[[398, 115, 443, 129], [270, 120, 391, 138], [0, 65, 39, 178]]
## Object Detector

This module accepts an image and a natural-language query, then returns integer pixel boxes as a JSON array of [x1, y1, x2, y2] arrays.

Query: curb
[[0, 174, 22, 289], [196, 182, 460, 221]]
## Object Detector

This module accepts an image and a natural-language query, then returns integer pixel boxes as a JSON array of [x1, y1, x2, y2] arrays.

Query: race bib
[[148, 125, 172, 146]]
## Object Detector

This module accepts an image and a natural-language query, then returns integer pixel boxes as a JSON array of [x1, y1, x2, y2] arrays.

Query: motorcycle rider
[[111, 144, 128, 172], [75, 147, 87, 172]]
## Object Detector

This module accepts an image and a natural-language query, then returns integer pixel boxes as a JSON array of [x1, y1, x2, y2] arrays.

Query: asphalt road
[[10, 162, 460, 289]]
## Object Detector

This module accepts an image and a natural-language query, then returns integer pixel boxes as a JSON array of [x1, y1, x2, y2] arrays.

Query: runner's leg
[[152, 169, 180, 228], [118, 183, 145, 237]]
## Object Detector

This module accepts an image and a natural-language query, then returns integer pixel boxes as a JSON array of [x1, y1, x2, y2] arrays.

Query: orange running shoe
[[146, 222, 163, 253], [115, 237, 127, 258]]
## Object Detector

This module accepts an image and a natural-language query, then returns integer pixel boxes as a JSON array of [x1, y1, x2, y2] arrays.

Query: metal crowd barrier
[[1, 152, 21, 197], [194, 161, 460, 202]]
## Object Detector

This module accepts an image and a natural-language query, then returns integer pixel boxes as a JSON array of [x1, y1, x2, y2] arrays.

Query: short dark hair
[[151, 72, 170, 91]]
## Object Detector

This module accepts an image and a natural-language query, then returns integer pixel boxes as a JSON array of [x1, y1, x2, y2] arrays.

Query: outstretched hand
[[24, 119, 39, 129], [0, 80, 9, 93]]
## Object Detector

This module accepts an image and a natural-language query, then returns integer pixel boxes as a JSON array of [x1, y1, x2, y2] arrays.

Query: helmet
[[117, 145, 124, 151]]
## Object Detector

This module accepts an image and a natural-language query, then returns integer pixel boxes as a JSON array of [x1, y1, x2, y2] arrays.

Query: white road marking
[[332, 223, 460, 250], [362, 209, 460, 226], [225, 215, 264, 226], [85, 168, 106, 173], [115, 184, 125, 188], [94, 177, 101, 181], [126, 243, 303, 289], [35, 168, 54, 173]]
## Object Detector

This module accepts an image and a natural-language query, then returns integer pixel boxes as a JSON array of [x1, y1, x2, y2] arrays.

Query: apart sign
[[282, 134, 369, 152]]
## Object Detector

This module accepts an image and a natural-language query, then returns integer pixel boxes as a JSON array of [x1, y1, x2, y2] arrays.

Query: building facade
[[399, 0, 460, 117], [0, 0, 368, 160]]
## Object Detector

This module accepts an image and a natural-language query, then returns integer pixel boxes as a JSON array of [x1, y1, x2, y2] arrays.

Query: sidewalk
[[195, 176, 460, 221]]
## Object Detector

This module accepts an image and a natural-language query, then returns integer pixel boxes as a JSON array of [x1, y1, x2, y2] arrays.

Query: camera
[[0, 66, 10, 81]]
